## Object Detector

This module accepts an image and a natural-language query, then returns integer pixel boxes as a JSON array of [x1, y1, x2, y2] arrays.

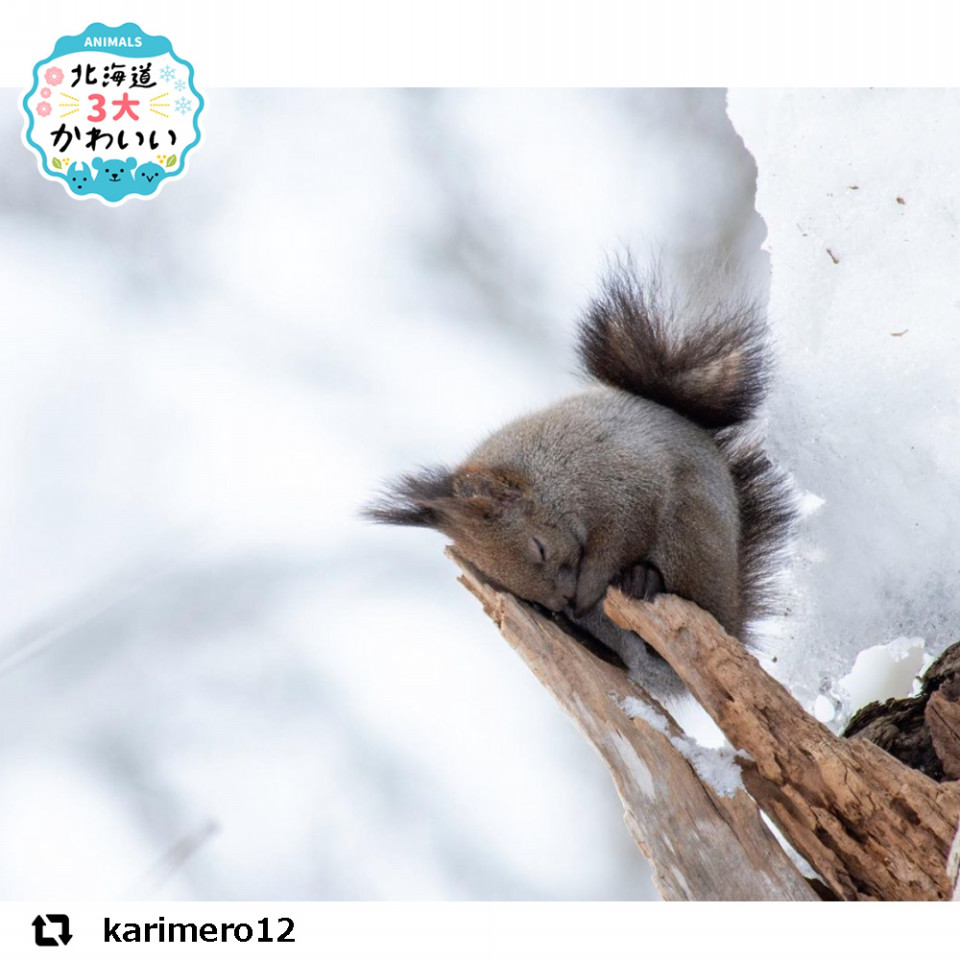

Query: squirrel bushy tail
[[577, 266, 769, 430], [577, 266, 796, 626], [716, 429, 796, 624]]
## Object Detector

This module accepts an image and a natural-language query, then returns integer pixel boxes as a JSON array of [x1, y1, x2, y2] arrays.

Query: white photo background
[[0, 88, 767, 899]]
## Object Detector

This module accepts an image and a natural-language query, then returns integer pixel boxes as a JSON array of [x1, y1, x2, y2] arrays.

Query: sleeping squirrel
[[365, 266, 796, 697]]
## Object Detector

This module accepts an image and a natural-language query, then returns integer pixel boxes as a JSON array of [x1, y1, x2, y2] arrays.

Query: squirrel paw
[[615, 561, 664, 602]]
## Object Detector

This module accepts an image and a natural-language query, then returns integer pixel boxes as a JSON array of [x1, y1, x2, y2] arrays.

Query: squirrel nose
[[567, 599, 589, 618], [557, 588, 577, 612]]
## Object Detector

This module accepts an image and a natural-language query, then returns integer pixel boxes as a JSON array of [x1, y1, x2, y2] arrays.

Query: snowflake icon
[[174, 79, 186, 92], [160, 65, 176, 82], [174, 96, 193, 115]]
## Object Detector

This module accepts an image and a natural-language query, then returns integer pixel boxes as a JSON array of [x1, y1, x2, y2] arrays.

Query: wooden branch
[[448, 548, 818, 901], [928, 693, 960, 781], [605, 590, 960, 901]]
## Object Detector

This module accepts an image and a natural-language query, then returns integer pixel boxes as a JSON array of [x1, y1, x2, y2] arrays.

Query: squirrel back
[[575, 266, 796, 629], [366, 265, 796, 690]]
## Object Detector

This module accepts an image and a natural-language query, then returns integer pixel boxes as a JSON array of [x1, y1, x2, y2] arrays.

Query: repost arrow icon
[[32, 913, 71, 946]]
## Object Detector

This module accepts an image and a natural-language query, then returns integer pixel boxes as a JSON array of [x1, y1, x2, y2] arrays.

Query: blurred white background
[[0, 88, 765, 899]]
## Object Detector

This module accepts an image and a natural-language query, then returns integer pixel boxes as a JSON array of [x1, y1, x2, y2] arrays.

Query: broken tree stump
[[448, 544, 960, 900], [449, 549, 817, 901], [604, 590, 960, 901]]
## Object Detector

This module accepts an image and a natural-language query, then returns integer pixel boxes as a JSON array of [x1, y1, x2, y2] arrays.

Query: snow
[[807, 635, 927, 728], [620, 697, 671, 733], [620, 698, 745, 798], [838, 637, 926, 716], [813, 695, 836, 724], [728, 89, 960, 711]]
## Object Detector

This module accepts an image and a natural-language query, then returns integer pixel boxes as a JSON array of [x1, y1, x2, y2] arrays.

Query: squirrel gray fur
[[365, 266, 796, 697]]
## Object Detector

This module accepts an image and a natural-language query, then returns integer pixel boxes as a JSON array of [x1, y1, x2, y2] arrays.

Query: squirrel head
[[364, 464, 586, 612]]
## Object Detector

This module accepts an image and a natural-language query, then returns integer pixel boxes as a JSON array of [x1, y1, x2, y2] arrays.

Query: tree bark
[[449, 548, 818, 901], [844, 642, 960, 782], [604, 590, 960, 901]]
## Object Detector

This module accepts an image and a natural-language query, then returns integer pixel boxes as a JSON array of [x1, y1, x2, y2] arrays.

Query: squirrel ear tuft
[[361, 466, 455, 529], [450, 468, 524, 520], [362, 466, 525, 530]]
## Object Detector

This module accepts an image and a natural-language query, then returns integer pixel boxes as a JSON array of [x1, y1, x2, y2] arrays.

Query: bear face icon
[[91, 155, 138, 200]]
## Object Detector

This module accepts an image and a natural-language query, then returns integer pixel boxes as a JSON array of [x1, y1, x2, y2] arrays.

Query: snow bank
[[728, 90, 960, 709]]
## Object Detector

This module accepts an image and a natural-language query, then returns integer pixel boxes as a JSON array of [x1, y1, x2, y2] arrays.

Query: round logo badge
[[21, 22, 204, 204]]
